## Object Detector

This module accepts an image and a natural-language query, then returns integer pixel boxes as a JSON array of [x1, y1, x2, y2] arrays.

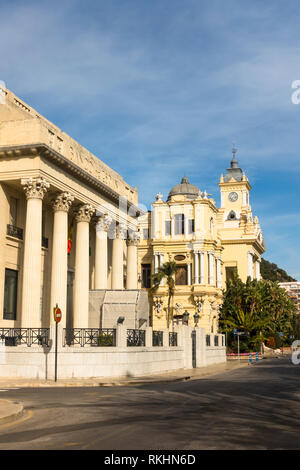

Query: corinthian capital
[[117, 223, 127, 239], [52, 192, 74, 212], [127, 230, 141, 246], [95, 214, 112, 232], [75, 204, 95, 223], [21, 177, 50, 200]]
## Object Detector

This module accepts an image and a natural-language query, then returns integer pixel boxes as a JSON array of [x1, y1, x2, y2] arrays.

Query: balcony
[[6, 224, 23, 240]]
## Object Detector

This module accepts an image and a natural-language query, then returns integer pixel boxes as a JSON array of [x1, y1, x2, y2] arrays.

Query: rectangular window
[[175, 214, 184, 235], [225, 266, 237, 283], [188, 219, 194, 234], [9, 197, 18, 226], [165, 220, 171, 236], [142, 264, 151, 288], [143, 228, 149, 240], [3, 269, 18, 320]]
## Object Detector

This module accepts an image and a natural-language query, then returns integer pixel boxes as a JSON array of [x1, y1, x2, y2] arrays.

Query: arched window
[[174, 214, 185, 235], [227, 210, 237, 221]]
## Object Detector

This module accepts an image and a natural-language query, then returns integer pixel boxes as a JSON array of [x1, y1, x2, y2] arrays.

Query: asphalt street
[[0, 357, 299, 450]]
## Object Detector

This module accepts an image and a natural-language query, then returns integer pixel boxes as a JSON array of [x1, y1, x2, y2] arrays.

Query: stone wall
[[0, 325, 226, 380]]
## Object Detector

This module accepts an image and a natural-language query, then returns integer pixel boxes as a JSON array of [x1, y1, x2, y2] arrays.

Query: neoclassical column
[[154, 253, 159, 273], [21, 177, 50, 327], [94, 215, 112, 289], [73, 204, 95, 328], [248, 251, 254, 280], [112, 223, 126, 290], [187, 263, 192, 285], [160, 253, 164, 267], [216, 258, 222, 288], [199, 251, 204, 284], [208, 251, 215, 285], [50, 192, 74, 326], [126, 230, 140, 289], [256, 259, 261, 280], [194, 251, 199, 285]]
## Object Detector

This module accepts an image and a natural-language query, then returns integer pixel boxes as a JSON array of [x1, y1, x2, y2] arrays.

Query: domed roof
[[167, 176, 200, 201]]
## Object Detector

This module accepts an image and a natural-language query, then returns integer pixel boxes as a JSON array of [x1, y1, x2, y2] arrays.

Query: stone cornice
[[218, 180, 251, 191], [0, 143, 144, 217], [220, 238, 265, 254]]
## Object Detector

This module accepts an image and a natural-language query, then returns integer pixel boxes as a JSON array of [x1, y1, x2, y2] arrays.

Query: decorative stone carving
[[175, 303, 181, 314], [155, 193, 163, 202], [154, 296, 163, 315], [194, 296, 203, 314], [21, 177, 50, 200], [117, 223, 127, 239], [95, 214, 112, 232], [75, 204, 95, 223], [127, 230, 141, 246], [52, 192, 74, 212]]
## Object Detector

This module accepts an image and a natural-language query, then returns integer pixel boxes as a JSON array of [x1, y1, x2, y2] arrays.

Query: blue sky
[[1, 0, 300, 279]]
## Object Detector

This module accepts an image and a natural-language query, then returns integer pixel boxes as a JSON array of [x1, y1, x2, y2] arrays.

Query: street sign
[[54, 307, 62, 323], [53, 304, 61, 382], [279, 332, 284, 337]]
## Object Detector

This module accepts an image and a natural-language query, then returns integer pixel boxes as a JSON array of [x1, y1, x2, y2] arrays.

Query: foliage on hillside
[[260, 258, 297, 282]]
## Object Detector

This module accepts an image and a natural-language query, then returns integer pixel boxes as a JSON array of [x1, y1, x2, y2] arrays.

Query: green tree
[[151, 261, 177, 328], [219, 273, 296, 352]]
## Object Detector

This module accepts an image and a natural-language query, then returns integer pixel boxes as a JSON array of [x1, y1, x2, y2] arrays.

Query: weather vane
[[232, 141, 237, 158]]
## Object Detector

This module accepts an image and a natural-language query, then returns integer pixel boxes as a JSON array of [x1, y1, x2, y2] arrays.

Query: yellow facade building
[[137, 147, 265, 332]]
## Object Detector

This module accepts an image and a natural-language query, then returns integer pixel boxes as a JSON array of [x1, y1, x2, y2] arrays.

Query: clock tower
[[219, 145, 251, 222], [217, 145, 265, 283]]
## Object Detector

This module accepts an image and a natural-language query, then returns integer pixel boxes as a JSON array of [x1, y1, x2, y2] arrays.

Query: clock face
[[228, 192, 238, 202]]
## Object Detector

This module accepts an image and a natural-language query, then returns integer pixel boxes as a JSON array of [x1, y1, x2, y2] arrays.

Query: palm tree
[[151, 261, 177, 328]]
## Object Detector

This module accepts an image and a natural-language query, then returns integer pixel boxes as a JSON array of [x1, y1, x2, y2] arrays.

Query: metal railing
[[152, 330, 163, 347], [127, 329, 146, 347], [206, 335, 211, 346], [63, 328, 116, 347], [169, 332, 178, 347], [7, 224, 23, 240], [214, 335, 219, 347], [0, 328, 50, 347]]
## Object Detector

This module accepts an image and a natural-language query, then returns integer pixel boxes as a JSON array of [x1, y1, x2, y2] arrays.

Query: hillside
[[260, 258, 297, 282]]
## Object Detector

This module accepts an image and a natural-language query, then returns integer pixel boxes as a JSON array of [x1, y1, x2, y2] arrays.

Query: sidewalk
[[0, 359, 258, 425]]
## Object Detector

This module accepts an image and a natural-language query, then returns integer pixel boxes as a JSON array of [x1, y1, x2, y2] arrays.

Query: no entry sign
[[54, 306, 62, 323]]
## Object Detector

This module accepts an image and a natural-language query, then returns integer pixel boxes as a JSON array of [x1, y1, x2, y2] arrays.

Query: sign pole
[[53, 304, 62, 383], [55, 319, 58, 382]]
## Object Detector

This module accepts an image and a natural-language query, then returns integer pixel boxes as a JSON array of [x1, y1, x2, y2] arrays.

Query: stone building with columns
[[0, 89, 143, 330], [137, 149, 265, 332]]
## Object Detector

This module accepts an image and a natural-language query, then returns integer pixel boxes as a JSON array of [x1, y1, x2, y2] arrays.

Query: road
[[0, 358, 299, 450]]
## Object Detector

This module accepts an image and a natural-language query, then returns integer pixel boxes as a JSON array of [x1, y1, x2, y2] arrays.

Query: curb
[[97, 376, 192, 387], [0, 400, 24, 426]]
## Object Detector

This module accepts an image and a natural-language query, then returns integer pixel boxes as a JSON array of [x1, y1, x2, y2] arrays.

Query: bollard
[[256, 352, 259, 362], [249, 353, 253, 364]]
